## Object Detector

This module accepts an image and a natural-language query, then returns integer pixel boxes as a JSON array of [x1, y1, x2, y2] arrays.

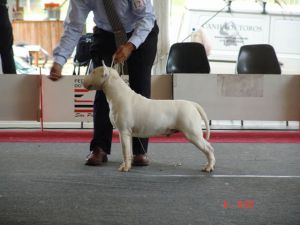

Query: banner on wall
[[42, 76, 95, 122], [179, 9, 300, 70], [181, 11, 269, 52]]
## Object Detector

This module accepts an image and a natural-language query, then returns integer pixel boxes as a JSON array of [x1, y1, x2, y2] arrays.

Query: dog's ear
[[102, 60, 109, 78]]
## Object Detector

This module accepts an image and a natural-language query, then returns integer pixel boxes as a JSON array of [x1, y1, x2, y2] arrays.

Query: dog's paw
[[202, 164, 214, 173], [118, 162, 131, 172]]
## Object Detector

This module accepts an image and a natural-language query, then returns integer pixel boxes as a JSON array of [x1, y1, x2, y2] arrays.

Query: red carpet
[[0, 130, 300, 143]]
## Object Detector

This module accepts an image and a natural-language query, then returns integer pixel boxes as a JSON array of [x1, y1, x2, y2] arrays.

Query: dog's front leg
[[118, 131, 132, 172]]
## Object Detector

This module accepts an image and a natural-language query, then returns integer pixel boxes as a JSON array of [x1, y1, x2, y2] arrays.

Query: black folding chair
[[166, 42, 210, 74], [166, 42, 212, 125], [236, 44, 281, 74], [236, 44, 283, 126]]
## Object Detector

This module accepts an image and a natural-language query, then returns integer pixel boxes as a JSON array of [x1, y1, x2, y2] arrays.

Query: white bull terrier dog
[[83, 62, 215, 172]]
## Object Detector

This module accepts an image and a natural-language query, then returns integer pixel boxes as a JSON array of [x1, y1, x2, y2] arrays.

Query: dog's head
[[83, 61, 118, 90]]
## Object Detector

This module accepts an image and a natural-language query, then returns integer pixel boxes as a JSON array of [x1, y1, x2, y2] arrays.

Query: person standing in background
[[0, 0, 16, 74]]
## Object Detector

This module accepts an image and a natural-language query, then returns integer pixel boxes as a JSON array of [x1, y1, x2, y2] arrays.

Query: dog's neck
[[102, 73, 135, 102]]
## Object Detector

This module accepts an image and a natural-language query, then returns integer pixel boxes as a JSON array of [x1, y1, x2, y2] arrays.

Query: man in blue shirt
[[49, 0, 158, 166]]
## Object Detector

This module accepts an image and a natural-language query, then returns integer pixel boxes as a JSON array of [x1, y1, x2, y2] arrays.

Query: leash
[[138, 138, 147, 155], [109, 56, 149, 158], [110, 55, 125, 75]]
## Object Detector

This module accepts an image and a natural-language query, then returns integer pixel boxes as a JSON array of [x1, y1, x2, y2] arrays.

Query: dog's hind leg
[[184, 133, 215, 172], [118, 131, 133, 172]]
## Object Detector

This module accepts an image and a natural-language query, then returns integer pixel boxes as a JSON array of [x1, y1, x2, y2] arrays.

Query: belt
[[93, 26, 133, 36]]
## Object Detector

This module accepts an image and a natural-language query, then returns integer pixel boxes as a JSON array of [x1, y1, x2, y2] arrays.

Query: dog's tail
[[192, 103, 210, 140]]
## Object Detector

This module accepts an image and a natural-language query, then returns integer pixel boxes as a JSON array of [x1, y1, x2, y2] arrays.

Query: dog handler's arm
[[114, 42, 136, 63], [48, 0, 90, 81], [49, 62, 63, 81], [113, 0, 155, 63]]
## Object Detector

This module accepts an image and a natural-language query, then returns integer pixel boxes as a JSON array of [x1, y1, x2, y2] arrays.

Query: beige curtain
[[152, 0, 170, 75]]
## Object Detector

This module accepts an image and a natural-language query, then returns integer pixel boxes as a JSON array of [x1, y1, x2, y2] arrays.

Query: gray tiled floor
[[0, 142, 299, 225]]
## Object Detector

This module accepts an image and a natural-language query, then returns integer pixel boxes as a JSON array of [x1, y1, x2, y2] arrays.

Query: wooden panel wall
[[0, 75, 40, 121], [173, 74, 300, 121], [12, 20, 64, 55], [0, 75, 172, 122], [1, 74, 299, 122]]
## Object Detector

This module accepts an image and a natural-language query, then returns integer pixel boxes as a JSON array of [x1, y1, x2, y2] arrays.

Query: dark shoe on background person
[[132, 154, 149, 166], [85, 147, 108, 166]]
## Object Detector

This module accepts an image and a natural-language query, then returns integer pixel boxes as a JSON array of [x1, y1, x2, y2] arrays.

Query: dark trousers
[[0, 5, 16, 74], [90, 23, 159, 154]]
